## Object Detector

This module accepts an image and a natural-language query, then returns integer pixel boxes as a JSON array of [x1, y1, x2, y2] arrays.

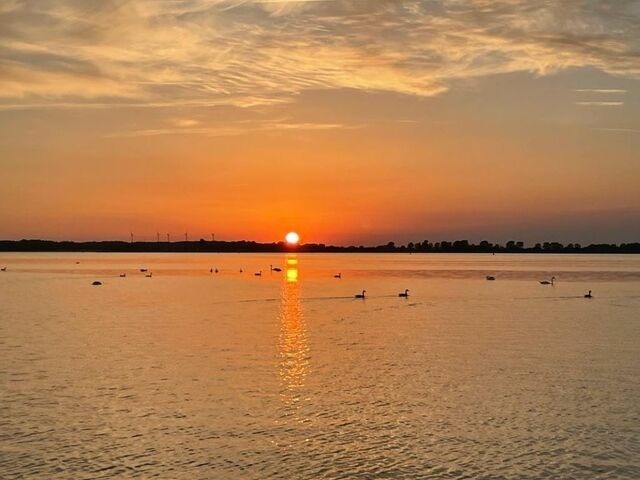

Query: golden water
[[1, 253, 639, 478]]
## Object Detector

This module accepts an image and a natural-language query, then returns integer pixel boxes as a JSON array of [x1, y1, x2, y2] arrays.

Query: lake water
[[1, 253, 639, 479]]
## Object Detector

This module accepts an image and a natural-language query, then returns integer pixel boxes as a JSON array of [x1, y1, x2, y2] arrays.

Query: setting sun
[[285, 232, 300, 245]]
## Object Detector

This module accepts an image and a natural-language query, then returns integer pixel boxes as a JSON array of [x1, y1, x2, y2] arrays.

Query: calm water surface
[[1, 253, 639, 479]]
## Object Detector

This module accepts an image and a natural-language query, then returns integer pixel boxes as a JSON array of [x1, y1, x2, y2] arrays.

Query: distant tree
[[453, 240, 470, 251]]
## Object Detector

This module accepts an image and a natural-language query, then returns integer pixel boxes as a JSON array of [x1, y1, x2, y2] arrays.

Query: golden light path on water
[[278, 255, 309, 413]]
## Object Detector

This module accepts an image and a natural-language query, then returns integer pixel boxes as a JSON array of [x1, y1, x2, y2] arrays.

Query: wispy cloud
[[1, 0, 639, 110], [104, 119, 351, 137], [596, 127, 640, 133], [575, 89, 627, 93], [576, 101, 624, 106], [169, 118, 201, 128]]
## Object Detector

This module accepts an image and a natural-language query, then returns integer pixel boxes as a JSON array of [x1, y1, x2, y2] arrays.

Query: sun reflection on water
[[278, 255, 309, 410]]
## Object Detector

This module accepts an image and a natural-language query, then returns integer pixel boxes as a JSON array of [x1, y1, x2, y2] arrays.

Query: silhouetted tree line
[[1, 239, 639, 253]]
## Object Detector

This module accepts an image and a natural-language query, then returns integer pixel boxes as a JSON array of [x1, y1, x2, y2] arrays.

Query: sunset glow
[[0, 1, 638, 244], [285, 232, 300, 245], [2, 4, 640, 479]]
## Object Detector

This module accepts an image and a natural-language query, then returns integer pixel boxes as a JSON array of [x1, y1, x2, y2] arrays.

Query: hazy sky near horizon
[[1, 0, 639, 245]]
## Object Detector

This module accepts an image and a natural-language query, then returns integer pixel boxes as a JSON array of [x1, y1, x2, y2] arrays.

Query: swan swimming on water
[[584, 290, 593, 298], [119, 273, 126, 278], [334, 273, 341, 279], [355, 290, 366, 299], [270, 265, 282, 272], [540, 276, 556, 285], [486, 275, 496, 281], [398, 289, 410, 298]]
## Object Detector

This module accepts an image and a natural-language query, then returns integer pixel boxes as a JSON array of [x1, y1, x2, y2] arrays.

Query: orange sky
[[1, 1, 639, 244]]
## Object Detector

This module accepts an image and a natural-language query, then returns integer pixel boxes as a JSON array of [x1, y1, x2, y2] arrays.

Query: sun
[[285, 231, 300, 245]]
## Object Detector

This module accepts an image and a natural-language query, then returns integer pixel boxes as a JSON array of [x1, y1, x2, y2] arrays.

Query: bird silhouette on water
[[398, 289, 410, 298], [355, 290, 366, 299]]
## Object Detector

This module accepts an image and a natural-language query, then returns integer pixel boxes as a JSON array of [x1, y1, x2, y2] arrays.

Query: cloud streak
[[103, 118, 352, 137], [576, 101, 624, 106], [575, 89, 627, 93], [1, 0, 639, 110]]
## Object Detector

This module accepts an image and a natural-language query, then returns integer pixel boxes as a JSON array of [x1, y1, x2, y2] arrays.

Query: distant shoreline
[[1, 239, 639, 254]]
